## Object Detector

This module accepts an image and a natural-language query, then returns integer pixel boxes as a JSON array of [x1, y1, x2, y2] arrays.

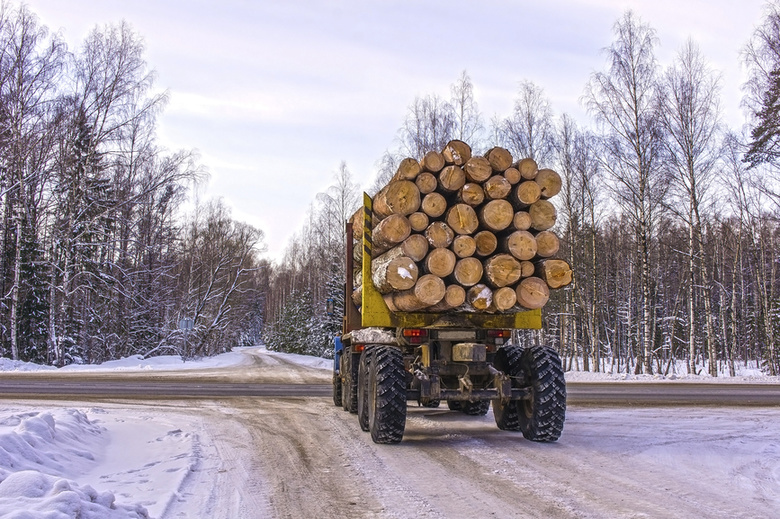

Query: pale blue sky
[[25, 0, 768, 260]]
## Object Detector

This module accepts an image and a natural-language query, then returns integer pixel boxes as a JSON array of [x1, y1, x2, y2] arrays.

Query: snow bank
[[0, 409, 148, 518]]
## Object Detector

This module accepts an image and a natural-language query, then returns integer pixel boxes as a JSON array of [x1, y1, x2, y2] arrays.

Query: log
[[492, 286, 517, 312], [415, 171, 438, 194], [350, 207, 365, 241], [528, 199, 557, 231], [512, 180, 541, 208], [451, 234, 476, 258], [392, 157, 421, 181], [535, 168, 562, 199], [457, 183, 485, 207], [484, 253, 523, 288], [463, 156, 492, 183], [467, 283, 493, 311], [450, 257, 483, 287], [408, 211, 429, 232], [438, 165, 466, 193], [446, 203, 480, 235], [421, 151, 445, 173], [424, 247, 457, 278], [483, 175, 512, 200], [504, 230, 537, 261], [536, 259, 573, 289], [485, 146, 513, 172], [516, 157, 539, 180], [425, 221, 455, 248], [372, 214, 411, 256], [503, 167, 522, 185], [511, 211, 532, 231], [473, 230, 497, 257], [427, 284, 466, 312], [373, 180, 421, 218], [351, 286, 362, 307], [372, 253, 419, 293], [519, 260, 535, 278], [421, 192, 448, 218], [516, 276, 550, 309], [385, 274, 446, 311], [478, 199, 514, 232], [535, 230, 560, 258], [442, 139, 472, 166], [400, 234, 430, 262]]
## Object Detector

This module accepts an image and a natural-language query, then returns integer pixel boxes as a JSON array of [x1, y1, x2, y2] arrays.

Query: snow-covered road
[[0, 348, 779, 518]]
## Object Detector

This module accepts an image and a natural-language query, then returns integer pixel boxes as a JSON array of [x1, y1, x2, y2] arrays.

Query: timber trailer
[[332, 194, 566, 444]]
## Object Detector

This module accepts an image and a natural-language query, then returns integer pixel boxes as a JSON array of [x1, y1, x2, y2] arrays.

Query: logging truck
[[333, 144, 568, 444]]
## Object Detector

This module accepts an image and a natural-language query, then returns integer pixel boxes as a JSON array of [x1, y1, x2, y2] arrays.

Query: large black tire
[[357, 346, 377, 432], [447, 401, 462, 411], [419, 399, 440, 408], [492, 345, 524, 430], [341, 351, 359, 413], [332, 373, 342, 407], [460, 400, 490, 416], [368, 346, 407, 444], [518, 345, 566, 442]]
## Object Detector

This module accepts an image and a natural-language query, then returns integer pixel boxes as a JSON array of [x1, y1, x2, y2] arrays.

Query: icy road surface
[[0, 348, 778, 518]]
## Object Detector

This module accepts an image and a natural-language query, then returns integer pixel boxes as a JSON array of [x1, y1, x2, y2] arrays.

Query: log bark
[[408, 211, 429, 232], [372, 214, 411, 256], [473, 230, 497, 257], [466, 284, 492, 311], [425, 221, 455, 248], [484, 253, 523, 288], [385, 274, 446, 312], [351, 286, 362, 307], [503, 167, 522, 185], [504, 230, 537, 261], [392, 157, 421, 181], [421, 151, 445, 173], [442, 139, 472, 166], [372, 254, 419, 293], [451, 234, 476, 258], [535, 168, 562, 199], [463, 156, 492, 183], [450, 257, 483, 287], [528, 200, 557, 231], [483, 175, 512, 200], [515, 157, 538, 180], [415, 171, 438, 194], [536, 259, 573, 289], [492, 286, 517, 311], [535, 230, 560, 258], [373, 180, 421, 218], [424, 247, 457, 278], [512, 180, 541, 208], [485, 146, 513, 172], [421, 192, 448, 218], [478, 199, 514, 232], [427, 284, 466, 312], [516, 277, 550, 309], [446, 203, 480, 235], [438, 165, 466, 193], [457, 183, 485, 206]]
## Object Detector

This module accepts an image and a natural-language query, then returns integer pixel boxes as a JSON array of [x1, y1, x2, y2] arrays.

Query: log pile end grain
[[352, 139, 572, 315]]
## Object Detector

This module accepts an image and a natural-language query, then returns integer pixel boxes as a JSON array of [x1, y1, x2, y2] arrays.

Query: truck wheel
[[341, 351, 359, 413], [492, 345, 524, 431], [460, 401, 490, 416], [447, 401, 462, 411], [357, 346, 377, 432], [518, 345, 566, 442], [368, 346, 407, 444], [332, 373, 342, 407], [419, 399, 440, 408]]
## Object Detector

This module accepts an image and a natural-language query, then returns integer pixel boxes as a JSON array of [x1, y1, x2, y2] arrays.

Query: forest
[[1, 2, 779, 376], [264, 8, 780, 377]]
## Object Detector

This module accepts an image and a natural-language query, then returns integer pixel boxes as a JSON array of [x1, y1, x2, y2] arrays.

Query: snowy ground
[[0, 349, 778, 518]]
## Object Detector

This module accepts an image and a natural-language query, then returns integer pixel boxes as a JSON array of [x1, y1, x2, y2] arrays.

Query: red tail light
[[402, 329, 428, 344]]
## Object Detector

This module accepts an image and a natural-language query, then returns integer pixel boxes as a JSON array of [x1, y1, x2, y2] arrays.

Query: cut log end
[[516, 277, 550, 310]]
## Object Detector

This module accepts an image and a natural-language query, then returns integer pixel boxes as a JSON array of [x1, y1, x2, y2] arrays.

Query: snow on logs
[[353, 140, 571, 314]]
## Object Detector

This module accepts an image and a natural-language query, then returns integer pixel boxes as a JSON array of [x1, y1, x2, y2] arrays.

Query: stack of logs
[[351, 140, 572, 314]]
